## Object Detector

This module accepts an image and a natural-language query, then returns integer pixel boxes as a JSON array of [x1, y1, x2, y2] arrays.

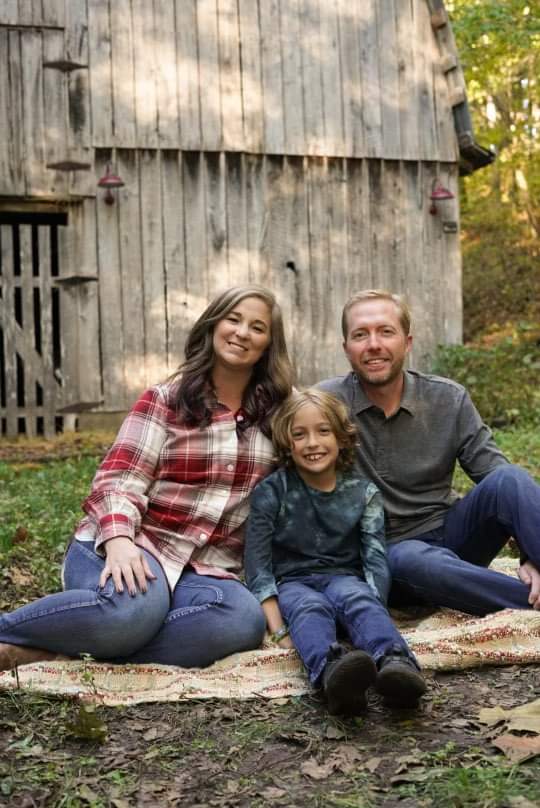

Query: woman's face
[[212, 296, 272, 372]]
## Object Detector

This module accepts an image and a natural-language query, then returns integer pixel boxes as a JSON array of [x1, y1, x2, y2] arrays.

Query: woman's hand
[[277, 634, 294, 649], [518, 560, 540, 610], [99, 537, 157, 596]]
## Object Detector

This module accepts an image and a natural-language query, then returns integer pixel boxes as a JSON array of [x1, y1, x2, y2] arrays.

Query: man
[[318, 289, 540, 614]]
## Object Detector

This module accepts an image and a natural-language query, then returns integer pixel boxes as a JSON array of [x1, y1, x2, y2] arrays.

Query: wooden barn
[[0, 0, 492, 436]]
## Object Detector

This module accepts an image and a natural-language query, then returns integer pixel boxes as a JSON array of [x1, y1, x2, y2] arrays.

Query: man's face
[[343, 299, 412, 388]]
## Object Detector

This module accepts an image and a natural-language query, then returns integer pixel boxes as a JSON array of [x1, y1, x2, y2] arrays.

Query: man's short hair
[[341, 289, 411, 339]]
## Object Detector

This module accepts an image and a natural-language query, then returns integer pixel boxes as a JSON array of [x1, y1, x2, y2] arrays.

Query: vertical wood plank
[[109, 0, 137, 146], [358, 0, 382, 157], [225, 153, 250, 291], [154, 0, 180, 147], [402, 159, 428, 369], [42, 0, 66, 27], [299, 0, 324, 156], [38, 225, 58, 437], [1, 226, 18, 436], [218, 0, 244, 151], [368, 160, 385, 287], [21, 30, 49, 195], [95, 151, 126, 409], [395, 0, 419, 160], [431, 33, 458, 162], [326, 158, 349, 376], [377, 0, 401, 159], [440, 164, 462, 344], [204, 152, 229, 296], [413, 0, 438, 160], [42, 29, 69, 197], [0, 31, 25, 195], [115, 149, 147, 397], [139, 150, 168, 387], [87, 0, 114, 147], [160, 151, 188, 374], [182, 153, 209, 326], [280, 0, 304, 156], [57, 200, 102, 405], [132, 0, 159, 147], [306, 158, 333, 380], [18, 0, 43, 26], [237, 0, 263, 153], [19, 226, 36, 436], [345, 158, 373, 294], [259, 0, 285, 154], [197, 0, 222, 151], [244, 153, 266, 283], [175, 0, 202, 150], [336, 0, 365, 158], [0, 1, 18, 24], [319, 0, 344, 157]]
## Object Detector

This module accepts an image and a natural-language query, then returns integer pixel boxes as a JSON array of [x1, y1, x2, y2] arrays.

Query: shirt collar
[[351, 371, 417, 417]]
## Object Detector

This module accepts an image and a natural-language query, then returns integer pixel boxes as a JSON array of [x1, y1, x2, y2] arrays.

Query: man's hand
[[99, 536, 157, 596], [518, 560, 540, 610]]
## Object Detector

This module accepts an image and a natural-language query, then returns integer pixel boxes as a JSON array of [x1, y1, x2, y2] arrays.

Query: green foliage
[[448, 0, 540, 341], [434, 335, 540, 429]]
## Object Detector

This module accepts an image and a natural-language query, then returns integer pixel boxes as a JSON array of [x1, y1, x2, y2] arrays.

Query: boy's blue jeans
[[388, 465, 540, 615], [0, 539, 266, 666], [277, 573, 412, 686]]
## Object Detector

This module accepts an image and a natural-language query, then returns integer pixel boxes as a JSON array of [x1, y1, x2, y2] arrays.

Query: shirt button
[[227, 464, 234, 472], [199, 532, 207, 541]]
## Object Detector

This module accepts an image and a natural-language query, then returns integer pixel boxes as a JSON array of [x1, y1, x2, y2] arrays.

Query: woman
[[0, 285, 294, 670]]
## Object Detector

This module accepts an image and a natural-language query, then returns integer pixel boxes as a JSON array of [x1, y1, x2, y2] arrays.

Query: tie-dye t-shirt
[[244, 467, 391, 605]]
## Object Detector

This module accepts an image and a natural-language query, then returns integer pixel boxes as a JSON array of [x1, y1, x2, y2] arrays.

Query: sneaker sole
[[325, 651, 377, 716]]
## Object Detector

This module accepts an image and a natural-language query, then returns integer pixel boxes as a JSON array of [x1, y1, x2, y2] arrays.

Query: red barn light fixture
[[97, 164, 125, 204], [429, 180, 454, 215]]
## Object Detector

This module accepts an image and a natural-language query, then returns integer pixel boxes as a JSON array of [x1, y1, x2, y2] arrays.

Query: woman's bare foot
[[0, 642, 71, 671]]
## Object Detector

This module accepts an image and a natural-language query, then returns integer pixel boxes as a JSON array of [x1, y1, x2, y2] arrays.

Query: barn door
[[0, 212, 67, 437]]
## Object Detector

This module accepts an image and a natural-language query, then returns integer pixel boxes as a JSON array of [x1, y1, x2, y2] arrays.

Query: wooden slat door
[[0, 216, 66, 437]]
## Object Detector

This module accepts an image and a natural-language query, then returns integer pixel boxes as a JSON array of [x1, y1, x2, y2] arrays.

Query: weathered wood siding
[[93, 151, 460, 409], [0, 0, 458, 199]]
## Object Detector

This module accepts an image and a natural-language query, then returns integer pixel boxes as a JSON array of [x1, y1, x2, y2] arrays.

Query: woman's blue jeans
[[388, 465, 540, 615], [0, 540, 266, 667], [278, 573, 412, 686]]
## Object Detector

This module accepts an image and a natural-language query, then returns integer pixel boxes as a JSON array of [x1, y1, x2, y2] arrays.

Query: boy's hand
[[518, 560, 540, 609]]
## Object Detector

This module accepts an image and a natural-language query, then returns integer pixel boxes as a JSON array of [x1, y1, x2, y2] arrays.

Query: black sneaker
[[375, 646, 427, 707], [322, 643, 377, 716]]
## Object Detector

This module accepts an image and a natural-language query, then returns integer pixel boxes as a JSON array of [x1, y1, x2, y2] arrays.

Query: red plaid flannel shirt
[[75, 383, 275, 589]]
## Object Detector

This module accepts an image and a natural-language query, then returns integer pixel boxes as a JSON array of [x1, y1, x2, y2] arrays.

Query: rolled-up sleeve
[[82, 387, 169, 549], [359, 484, 391, 604]]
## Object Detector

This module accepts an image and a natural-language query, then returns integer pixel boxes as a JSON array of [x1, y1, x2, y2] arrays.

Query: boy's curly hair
[[271, 388, 358, 470]]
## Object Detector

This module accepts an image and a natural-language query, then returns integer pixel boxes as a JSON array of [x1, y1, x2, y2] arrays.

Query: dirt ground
[[1, 663, 539, 807]]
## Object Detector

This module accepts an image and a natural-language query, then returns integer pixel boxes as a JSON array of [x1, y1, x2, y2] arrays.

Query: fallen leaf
[[324, 724, 346, 740], [479, 698, 540, 735], [5, 567, 34, 587], [363, 756, 382, 773], [492, 733, 540, 763], [260, 787, 287, 799], [12, 526, 29, 544], [300, 757, 335, 780]]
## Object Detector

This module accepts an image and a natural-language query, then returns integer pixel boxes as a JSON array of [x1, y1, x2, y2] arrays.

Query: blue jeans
[[277, 573, 412, 686], [388, 465, 540, 615], [0, 539, 266, 666]]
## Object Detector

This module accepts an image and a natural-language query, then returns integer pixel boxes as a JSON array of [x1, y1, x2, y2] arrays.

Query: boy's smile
[[289, 402, 340, 491]]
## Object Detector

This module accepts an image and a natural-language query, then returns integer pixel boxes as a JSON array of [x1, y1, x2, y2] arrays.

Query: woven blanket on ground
[[1, 559, 539, 706]]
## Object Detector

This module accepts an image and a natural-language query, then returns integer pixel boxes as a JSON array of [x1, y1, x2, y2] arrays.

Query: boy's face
[[289, 403, 340, 483]]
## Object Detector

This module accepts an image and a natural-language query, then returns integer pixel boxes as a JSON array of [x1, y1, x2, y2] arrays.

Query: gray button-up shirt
[[318, 370, 508, 541]]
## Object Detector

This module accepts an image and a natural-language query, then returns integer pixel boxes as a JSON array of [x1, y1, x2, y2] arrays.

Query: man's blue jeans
[[388, 465, 540, 615], [0, 539, 266, 666], [278, 573, 412, 686]]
